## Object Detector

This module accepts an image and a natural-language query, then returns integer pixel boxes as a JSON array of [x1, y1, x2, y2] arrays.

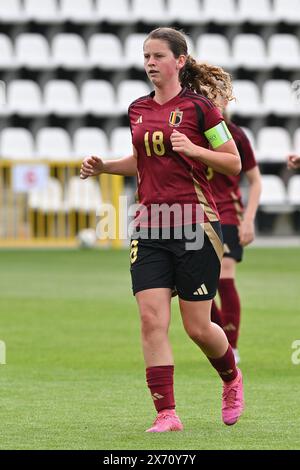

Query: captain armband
[[204, 121, 232, 149]]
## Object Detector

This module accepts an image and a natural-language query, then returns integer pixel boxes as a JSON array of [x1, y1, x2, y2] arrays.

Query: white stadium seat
[[0, 0, 24, 23], [44, 80, 80, 116], [52, 34, 88, 69], [262, 80, 298, 116], [273, 0, 300, 24], [117, 80, 150, 113], [256, 127, 292, 162], [268, 35, 300, 69], [15, 34, 51, 69], [287, 176, 300, 206], [202, 0, 238, 24], [88, 34, 125, 69], [24, 0, 61, 23], [237, 0, 274, 24], [29, 177, 63, 212], [73, 128, 109, 159], [124, 34, 148, 69], [0, 35, 15, 69], [241, 127, 256, 153], [132, 0, 166, 23], [59, 0, 96, 23], [7, 80, 43, 116], [81, 80, 116, 116], [259, 175, 287, 208], [110, 127, 132, 158], [293, 128, 300, 153], [196, 34, 231, 68], [228, 80, 262, 116], [0, 128, 35, 159], [232, 34, 267, 70], [36, 128, 73, 160], [167, 0, 204, 24], [95, 0, 132, 23], [66, 176, 102, 211]]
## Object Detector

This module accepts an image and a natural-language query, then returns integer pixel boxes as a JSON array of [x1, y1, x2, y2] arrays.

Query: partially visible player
[[209, 95, 262, 364], [287, 154, 300, 169]]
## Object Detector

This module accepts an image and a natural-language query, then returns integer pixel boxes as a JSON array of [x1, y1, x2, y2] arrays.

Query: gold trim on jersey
[[192, 174, 223, 263], [230, 191, 243, 222]]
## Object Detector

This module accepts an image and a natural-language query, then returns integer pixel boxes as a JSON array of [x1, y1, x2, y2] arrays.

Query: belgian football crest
[[169, 108, 183, 127]]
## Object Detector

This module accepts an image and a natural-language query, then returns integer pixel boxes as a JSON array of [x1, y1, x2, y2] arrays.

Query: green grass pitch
[[0, 247, 299, 450]]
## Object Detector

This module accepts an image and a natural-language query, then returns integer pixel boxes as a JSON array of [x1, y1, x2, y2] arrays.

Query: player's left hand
[[170, 130, 199, 158], [238, 220, 255, 246]]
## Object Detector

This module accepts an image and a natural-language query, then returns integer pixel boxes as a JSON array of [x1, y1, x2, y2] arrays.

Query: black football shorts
[[222, 224, 243, 262], [130, 223, 223, 301]]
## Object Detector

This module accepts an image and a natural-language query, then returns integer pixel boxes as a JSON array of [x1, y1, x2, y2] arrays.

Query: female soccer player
[[209, 95, 262, 364], [80, 27, 244, 432]]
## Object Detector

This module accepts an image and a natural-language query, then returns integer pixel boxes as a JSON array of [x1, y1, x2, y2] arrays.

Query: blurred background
[[0, 0, 300, 247]]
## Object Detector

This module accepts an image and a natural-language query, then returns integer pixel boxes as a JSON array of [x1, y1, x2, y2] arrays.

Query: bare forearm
[[244, 181, 261, 221], [103, 155, 137, 176], [192, 146, 241, 176]]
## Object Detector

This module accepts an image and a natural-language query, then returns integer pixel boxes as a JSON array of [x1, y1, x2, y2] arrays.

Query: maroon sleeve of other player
[[230, 124, 257, 172]]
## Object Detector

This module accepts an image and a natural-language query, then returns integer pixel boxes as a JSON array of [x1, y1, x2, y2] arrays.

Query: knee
[[185, 324, 211, 345], [139, 304, 167, 338]]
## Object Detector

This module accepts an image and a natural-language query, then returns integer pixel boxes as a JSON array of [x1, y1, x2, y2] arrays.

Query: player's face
[[143, 39, 181, 87]]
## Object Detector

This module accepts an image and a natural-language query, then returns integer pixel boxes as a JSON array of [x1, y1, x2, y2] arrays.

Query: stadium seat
[[262, 80, 298, 116], [202, 0, 238, 24], [66, 176, 102, 211], [44, 80, 81, 116], [293, 128, 300, 153], [73, 128, 109, 159], [232, 34, 267, 70], [0, 0, 24, 23], [110, 127, 132, 158], [256, 127, 292, 162], [0, 128, 35, 159], [259, 175, 287, 209], [59, 0, 96, 23], [88, 34, 125, 69], [0, 35, 15, 70], [268, 35, 300, 69], [237, 0, 274, 24], [287, 175, 300, 206], [132, 0, 166, 23], [228, 80, 262, 116], [196, 34, 231, 68], [167, 0, 204, 24], [273, 0, 300, 24], [117, 80, 150, 113], [36, 128, 73, 160], [124, 34, 148, 69], [7, 80, 43, 116], [28, 177, 63, 212], [52, 34, 88, 69], [24, 0, 61, 23], [81, 80, 117, 116], [15, 34, 51, 69], [95, 0, 132, 23]]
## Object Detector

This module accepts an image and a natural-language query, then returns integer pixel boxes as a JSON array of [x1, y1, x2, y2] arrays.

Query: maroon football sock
[[211, 300, 223, 327], [218, 278, 241, 349], [146, 365, 175, 412], [207, 345, 238, 382]]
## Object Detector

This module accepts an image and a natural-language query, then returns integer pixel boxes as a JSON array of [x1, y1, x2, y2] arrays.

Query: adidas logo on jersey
[[135, 115, 143, 124], [193, 284, 208, 296]]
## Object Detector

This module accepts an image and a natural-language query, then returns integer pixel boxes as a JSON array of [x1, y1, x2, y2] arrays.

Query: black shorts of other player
[[222, 224, 243, 263], [130, 222, 223, 301]]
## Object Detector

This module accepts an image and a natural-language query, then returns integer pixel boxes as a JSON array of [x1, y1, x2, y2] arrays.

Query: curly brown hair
[[144, 27, 234, 105]]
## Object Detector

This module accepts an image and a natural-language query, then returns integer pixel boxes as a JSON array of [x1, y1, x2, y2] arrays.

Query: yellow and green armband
[[204, 121, 232, 149]]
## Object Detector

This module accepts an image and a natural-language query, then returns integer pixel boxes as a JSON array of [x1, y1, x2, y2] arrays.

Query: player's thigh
[[130, 238, 174, 296], [179, 298, 212, 334]]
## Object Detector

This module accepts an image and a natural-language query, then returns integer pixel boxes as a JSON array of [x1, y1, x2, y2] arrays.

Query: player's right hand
[[80, 156, 104, 179], [287, 154, 300, 170]]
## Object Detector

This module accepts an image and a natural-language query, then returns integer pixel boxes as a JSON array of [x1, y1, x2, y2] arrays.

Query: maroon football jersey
[[128, 87, 227, 228], [208, 122, 257, 226]]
